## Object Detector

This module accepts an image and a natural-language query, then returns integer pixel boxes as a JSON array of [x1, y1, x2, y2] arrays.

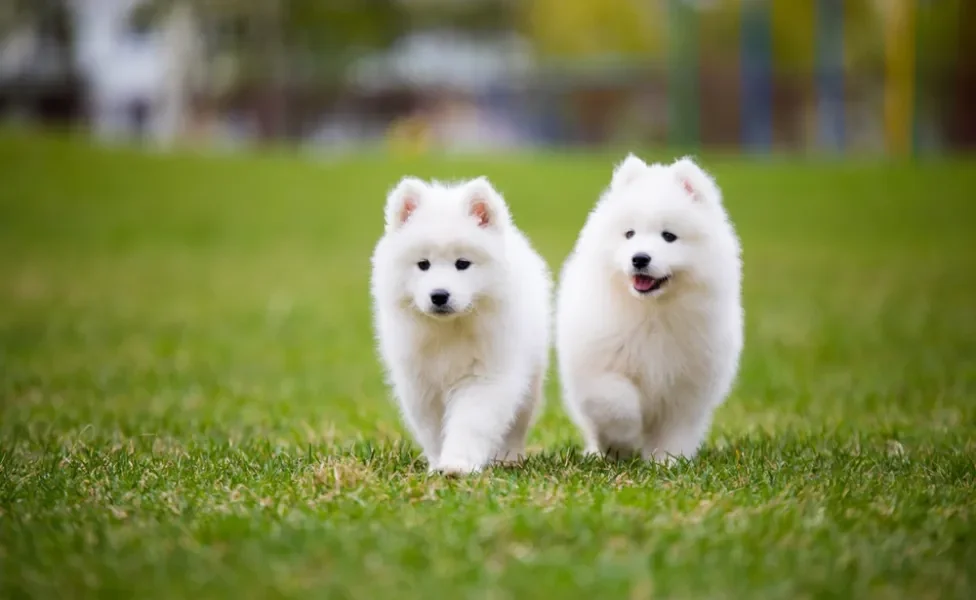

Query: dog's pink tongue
[[633, 275, 655, 292]]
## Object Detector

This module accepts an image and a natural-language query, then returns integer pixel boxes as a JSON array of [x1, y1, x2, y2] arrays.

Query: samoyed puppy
[[556, 155, 743, 463], [370, 176, 551, 474]]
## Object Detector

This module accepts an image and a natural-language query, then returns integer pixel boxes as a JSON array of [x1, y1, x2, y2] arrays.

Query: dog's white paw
[[644, 449, 679, 466], [583, 444, 603, 458], [434, 456, 482, 476]]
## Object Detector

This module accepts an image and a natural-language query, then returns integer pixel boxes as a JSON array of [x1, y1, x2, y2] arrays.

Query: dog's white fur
[[370, 176, 551, 474], [556, 155, 743, 462]]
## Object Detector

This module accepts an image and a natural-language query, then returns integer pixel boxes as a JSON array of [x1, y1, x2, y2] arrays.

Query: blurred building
[[71, 0, 203, 145]]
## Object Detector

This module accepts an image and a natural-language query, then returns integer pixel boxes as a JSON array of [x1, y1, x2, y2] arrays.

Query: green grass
[[1, 134, 974, 599]]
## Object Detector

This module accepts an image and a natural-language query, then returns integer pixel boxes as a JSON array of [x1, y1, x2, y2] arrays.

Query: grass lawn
[[1, 135, 974, 599]]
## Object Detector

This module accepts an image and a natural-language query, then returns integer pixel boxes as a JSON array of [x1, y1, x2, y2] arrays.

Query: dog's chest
[[413, 325, 493, 388], [607, 313, 713, 393]]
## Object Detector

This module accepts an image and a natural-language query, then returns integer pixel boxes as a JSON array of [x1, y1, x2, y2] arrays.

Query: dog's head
[[374, 176, 510, 319], [580, 155, 738, 299]]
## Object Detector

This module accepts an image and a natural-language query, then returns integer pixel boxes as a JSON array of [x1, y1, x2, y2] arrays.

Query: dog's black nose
[[631, 253, 651, 269], [430, 289, 450, 306]]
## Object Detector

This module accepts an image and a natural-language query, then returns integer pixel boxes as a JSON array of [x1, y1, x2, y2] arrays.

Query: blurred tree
[[0, 1, 30, 36], [284, 1, 401, 56], [915, 0, 965, 68], [141, 0, 404, 77], [0, 0, 73, 44], [517, 0, 666, 60], [397, 0, 514, 33]]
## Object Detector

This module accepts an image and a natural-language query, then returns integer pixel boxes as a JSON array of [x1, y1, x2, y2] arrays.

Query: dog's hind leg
[[577, 374, 643, 460]]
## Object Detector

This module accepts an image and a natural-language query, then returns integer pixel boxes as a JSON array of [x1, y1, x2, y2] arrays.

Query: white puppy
[[370, 177, 551, 474], [556, 155, 743, 462]]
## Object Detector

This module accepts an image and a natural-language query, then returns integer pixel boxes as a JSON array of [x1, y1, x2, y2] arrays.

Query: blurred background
[[0, 0, 972, 157]]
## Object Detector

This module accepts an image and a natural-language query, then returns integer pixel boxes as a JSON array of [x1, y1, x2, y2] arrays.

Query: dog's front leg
[[395, 382, 444, 471], [642, 410, 711, 464], [437, 380, 520, 475]]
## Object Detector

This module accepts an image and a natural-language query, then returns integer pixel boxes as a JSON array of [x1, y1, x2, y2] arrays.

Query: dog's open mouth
[[632, 274, 669, 294]]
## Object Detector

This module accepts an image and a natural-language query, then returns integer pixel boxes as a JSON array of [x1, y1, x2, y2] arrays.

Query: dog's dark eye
[[417, 260, 431, 271], [662, 231, 678, 243], [455, 259, 471, 271], [624, 230, 635, 239]]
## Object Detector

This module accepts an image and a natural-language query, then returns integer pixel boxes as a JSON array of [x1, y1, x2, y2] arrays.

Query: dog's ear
[[385, 177, 427, 233], [464, 177, 509, 229], [611, 153, 647, 191], [671, 157, 722, 205]]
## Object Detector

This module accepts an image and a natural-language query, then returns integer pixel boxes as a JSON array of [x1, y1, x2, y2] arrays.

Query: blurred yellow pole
[[884, 0, 917, 156]]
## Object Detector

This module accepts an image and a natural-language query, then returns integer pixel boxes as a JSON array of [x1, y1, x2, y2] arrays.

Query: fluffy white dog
[[556, 155, 743, 463], [370, 176, 551, 474]]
